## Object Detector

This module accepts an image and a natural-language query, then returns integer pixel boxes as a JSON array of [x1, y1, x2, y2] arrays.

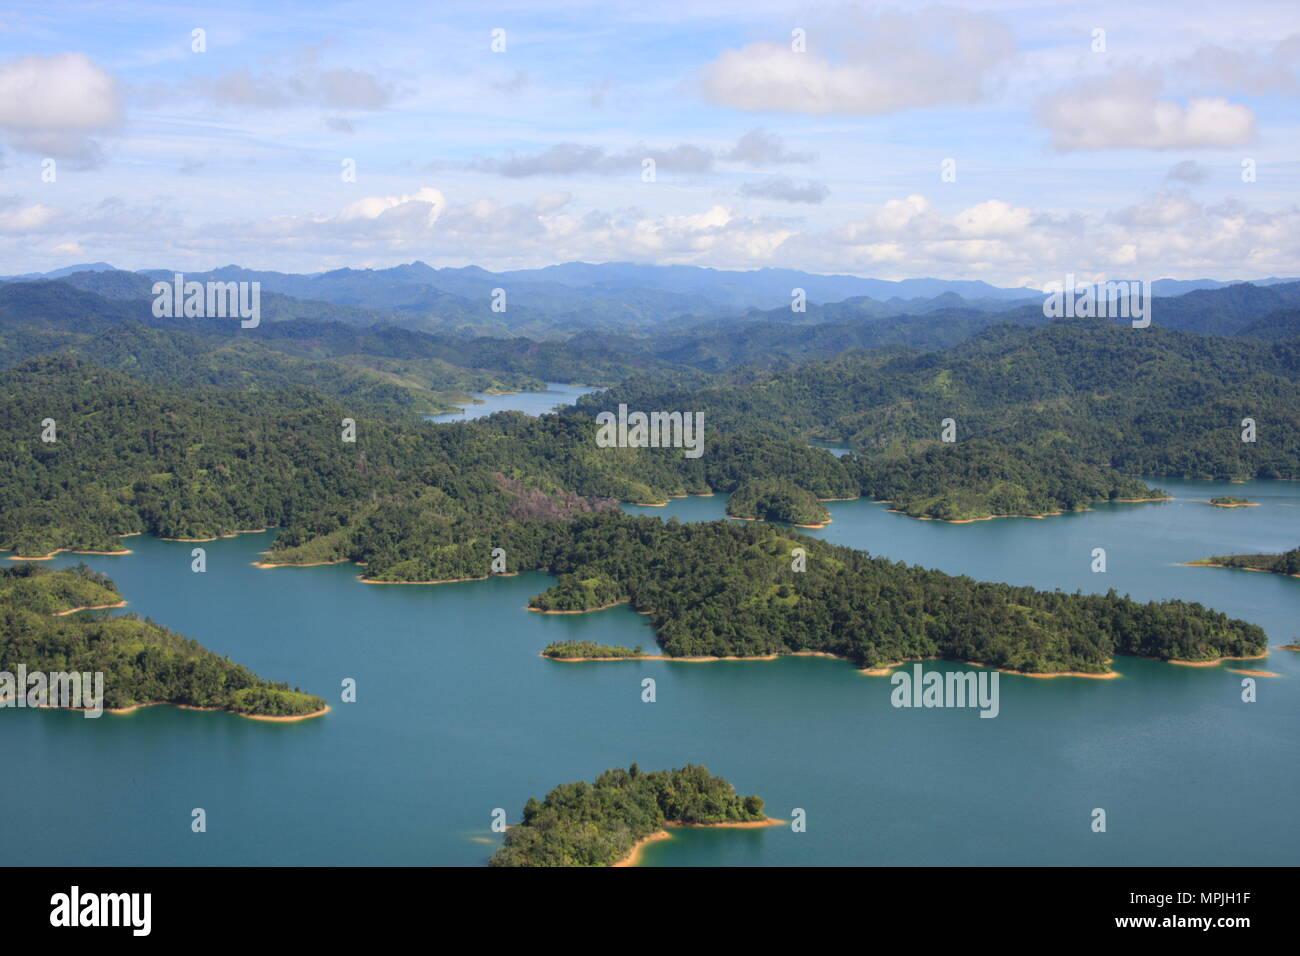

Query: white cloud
[[696, 8, 1015, 115], [0, 53, 122, 163], [1039, 70, 1256, 150], [0, 53, 121, 130]]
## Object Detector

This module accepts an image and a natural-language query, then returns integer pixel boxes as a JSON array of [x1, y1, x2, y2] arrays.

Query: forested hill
[[0, 565, 325, 717], [0, 355, 851, 558], [0, 280, 679, 410], [573, 320, 1300, 482]]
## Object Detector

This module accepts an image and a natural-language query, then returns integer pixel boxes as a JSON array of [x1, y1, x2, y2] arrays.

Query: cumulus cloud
[[10, 186, 1299, 286], [696, 8, 1015, 115], [331, 186, 446, 234], [0, 53, 122, 164], [1039, 70, 1255, 150], [739, 176, 828, 203]]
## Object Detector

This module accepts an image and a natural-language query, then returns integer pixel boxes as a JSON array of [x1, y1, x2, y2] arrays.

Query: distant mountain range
[[2, 262, 1298, 353], [3, 260, 1291, 343]]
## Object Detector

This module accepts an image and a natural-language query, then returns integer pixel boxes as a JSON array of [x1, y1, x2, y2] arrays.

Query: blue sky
[[0, 0, 1296, 284]]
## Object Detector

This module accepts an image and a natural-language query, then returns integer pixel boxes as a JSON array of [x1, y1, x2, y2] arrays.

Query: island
[[1209, 496, 1258, 507], [1184, 546, 1300, 577], [489, 764, 777, 867], [515, 516, 1268, 675], [726, 478, 831, 527], [542, 641, 644, 660], [0, 564, 327, 719]]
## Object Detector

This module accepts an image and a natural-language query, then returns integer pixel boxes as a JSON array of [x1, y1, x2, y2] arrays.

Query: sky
[[0, 0, 1296, 286]]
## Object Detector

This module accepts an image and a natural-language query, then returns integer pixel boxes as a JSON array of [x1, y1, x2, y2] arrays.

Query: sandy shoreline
[[104, 701, 329, 721], [1168, 652, 1269, 666], [546, 646, 1124, 677], [612, 818, 786, 867], [860, 655, 1120, 679], [545, 652, 781, 662], [527, 600, 630, 614], [885, 496, 1170, 524], [612, 830, 672, 866], [162, 528, 271, 543], [52, 600, 126, 616], [245, 705, 332, 722], [6, 547, 134, 561], [1179, 561, 1300, 579]]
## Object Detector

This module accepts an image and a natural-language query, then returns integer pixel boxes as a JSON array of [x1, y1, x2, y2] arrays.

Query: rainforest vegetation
[[726, 478, 831, 525], [489, 764, 767, 866], [0, 566, 325, 715], [0, 356, 1270, 674], [1192, 546, 1300, 576], [542, 640, 643, 658]]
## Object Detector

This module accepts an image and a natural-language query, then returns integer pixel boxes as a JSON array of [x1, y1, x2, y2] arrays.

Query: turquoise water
[[2, 475, 1296, 866], [807, 440, 854, 458], [424, 383, 601, 422]]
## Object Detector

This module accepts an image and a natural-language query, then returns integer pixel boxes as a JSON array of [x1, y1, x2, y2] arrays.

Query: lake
[[2, 412, 1296, 866], [424, 383, 601, 422]]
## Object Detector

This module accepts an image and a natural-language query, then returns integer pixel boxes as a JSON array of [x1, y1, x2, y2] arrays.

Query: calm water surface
[[424, 383, 601, 422], [3, 420, 1296, 866]]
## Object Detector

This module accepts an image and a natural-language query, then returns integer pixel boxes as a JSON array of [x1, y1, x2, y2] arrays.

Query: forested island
[[726, 478, 831, 526], [489, 764, 773, 866], [543, 641, 644, 659], [1186, 546, 1300, 577], [513, 516, 1267, 673], [1209, 496, 1257, 507], [855, 441, 1167, 521], [0, 564, 326, 718]]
